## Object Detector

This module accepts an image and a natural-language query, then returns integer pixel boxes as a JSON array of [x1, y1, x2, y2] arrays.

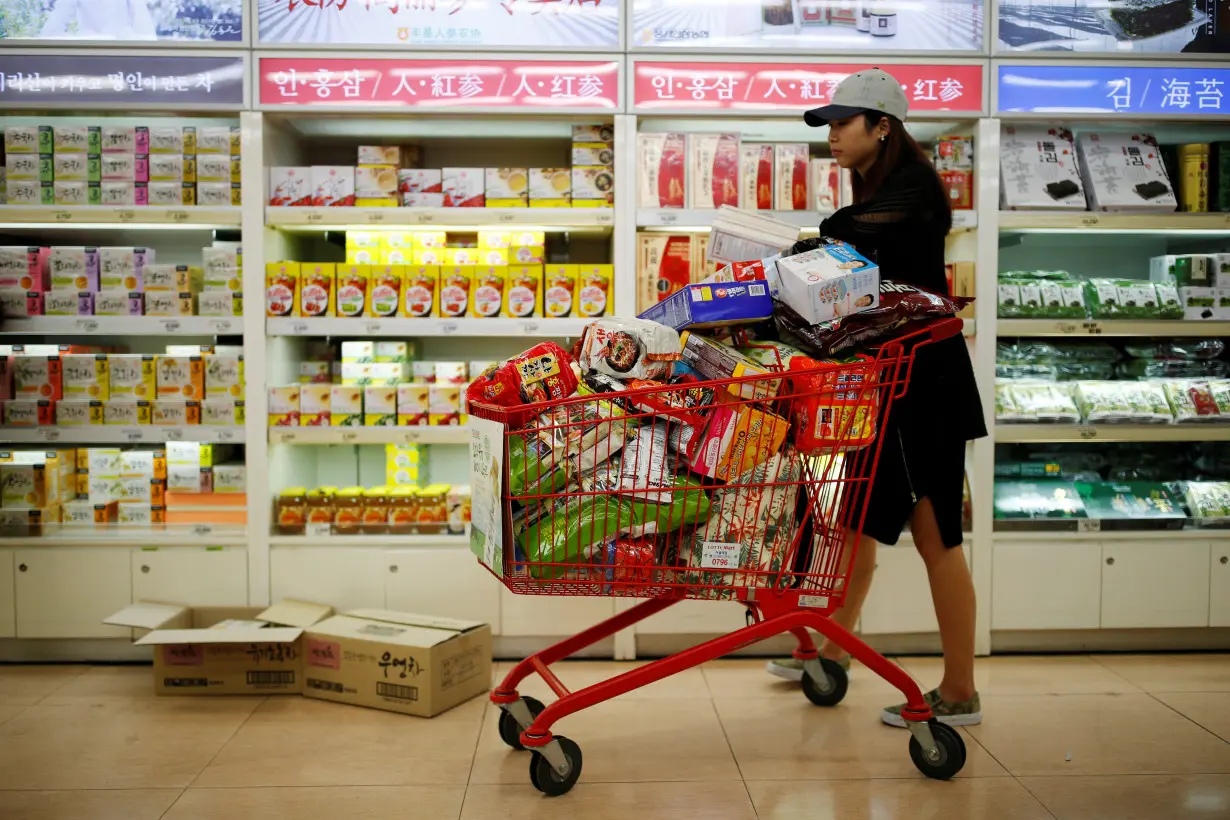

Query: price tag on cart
[[700, 541, 741, 570]]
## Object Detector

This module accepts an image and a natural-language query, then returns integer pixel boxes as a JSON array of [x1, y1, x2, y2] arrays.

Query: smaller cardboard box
[[303, 609, 492, 717], [104, 599, 334, 696]]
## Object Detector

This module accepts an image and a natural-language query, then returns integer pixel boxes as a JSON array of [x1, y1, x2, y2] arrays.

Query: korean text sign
[[257, 0, 619, 49], [259, 58, 619, 109], [0, 55, 245, 108], [998, 65, 1229, 116], [633, 62, 984, 114]]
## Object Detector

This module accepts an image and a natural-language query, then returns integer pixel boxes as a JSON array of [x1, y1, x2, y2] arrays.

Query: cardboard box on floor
[[104, 599, 334, 696], [303, 608, 492, 718]]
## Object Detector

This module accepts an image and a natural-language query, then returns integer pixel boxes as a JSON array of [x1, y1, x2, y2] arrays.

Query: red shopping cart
[[468, 317, 966, 796]]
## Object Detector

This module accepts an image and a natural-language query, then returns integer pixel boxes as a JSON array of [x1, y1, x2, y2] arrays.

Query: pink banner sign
[[633, 62, 984, 114], [259, 58, 619, 109]]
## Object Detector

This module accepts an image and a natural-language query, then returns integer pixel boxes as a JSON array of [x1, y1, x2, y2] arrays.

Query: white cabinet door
[[132, 548, 248, 607], [1102, 540, 1210, 629], [1209, 543, 1230, 628], [633, 599, 751, 635], [0, 550, 14, 638], [992, 540, 1102, 631], [385, 549, 501, 634], [270, 547, 386, 612], [860, 546, 939, 635], [15, 549, 132, 638], [500, 590, 616, 637]]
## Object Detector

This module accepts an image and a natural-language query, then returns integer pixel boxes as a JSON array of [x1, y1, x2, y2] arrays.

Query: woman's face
[[827, 115, 885, 171]]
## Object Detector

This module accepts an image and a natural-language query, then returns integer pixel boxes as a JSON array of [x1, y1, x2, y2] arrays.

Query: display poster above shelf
[[630, 0, 983, 53], [258, 57, 619, 110], [0, 0, 243, 43], [997, 64, 1230, 117], [0, 53, 247, 108], [632, 60, 984, 116], [256, 0, 619, 49], [995, 0, 1226, 55]]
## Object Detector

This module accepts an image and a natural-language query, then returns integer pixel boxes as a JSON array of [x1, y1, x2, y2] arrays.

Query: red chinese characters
[[633, 62, 983, 115], [260, 58, 619, 109]]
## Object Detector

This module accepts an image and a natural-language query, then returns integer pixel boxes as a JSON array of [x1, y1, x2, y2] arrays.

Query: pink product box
[[399, 169, 442, 194], [311, 166, 356, 207], [402, 192, 445, 207], [43, 290, 94, 316], [441, 168, 484, 207], [0, 290, 44, 318], [0, 246, 50, 291]]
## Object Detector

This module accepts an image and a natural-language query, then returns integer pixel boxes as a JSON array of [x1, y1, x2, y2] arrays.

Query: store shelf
[[266, 317, 589, 338], [995, 424, 1230, 444], [0, 527, 248, 547], [267, 207, 614, 230], [2, 316, 242, 336], [270, 425, 469, 445], [992, 529, 1229, 542], [636, 209, 978, 231], [0, 426, 244, 444], [999, 211, 1230, 233], [269, 534, 469, 548], [997, 319, 1230, 338], [0, 205, 242, 229]]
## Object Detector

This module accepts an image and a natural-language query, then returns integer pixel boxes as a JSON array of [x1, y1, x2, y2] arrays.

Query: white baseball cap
[[803, 68, 909, 127]]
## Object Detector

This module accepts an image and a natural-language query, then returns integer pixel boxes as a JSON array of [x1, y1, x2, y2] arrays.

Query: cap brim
[[803, 104, 867, 127]]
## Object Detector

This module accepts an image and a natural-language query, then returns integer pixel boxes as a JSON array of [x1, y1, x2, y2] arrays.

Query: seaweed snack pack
[[1084, 279, 1182, 320], [574, 318, 681, 381], [466, 341, 579, 425], [997, 270, 1086, 319], [774, 280, 971, 358]]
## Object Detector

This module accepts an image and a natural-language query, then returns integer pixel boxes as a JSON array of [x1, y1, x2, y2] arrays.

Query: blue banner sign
[[998, 64, 1229, 116]]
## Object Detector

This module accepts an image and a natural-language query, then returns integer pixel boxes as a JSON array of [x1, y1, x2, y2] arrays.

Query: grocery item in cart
[[574, 318, 681, 381], [517, 494, 636, 579], [466, 342, 580, 425], [786, 353, 879, 452], [529, 399, 629, 478], [589, 538, 656, 594], [638, 280, 774, 332], [774, 280, 971, 358], [678, 332, 779, 401], [575, 462, 711, 536], [688, 401, 789, 482], [774, 241, 880, 324]]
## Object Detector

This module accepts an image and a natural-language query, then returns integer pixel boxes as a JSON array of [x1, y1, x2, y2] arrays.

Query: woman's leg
[[910, 497, 976, 702], [818, 529, 878, 661]]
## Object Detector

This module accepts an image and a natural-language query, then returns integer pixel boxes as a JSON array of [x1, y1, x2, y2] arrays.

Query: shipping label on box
[[637, 133, 685, 208]]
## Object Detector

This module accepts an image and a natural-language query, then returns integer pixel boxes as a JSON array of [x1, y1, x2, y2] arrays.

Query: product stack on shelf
[[274, 481, 470, 538], [2, 124, 241, 208], [0, 242, 242, 319], [0, 344, 245, 429], [271, 125, 614, 209]]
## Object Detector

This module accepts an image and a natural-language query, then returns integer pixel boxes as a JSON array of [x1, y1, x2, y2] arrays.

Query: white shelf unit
[[268, 206, 614, 229], [0, 205, 243, 229], [2, 316, 243, 336], [266, 317, 590, 338], [0, 426, 245, 444], [636, 208, 978, 231], [987, 115, 1230, 644], [269, 425, 470, 446]]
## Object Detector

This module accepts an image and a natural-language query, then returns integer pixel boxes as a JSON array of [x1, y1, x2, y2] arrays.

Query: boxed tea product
[[739, 144, 774, 210], [485, 168, 529, 208], [774, 144, 809, 211], [687, 133, 740, 209], [637, 133, 685, 208], [528, 168, 570, 207], [311, 166, 356, 207], [269, 167, 312, 206], [442, 168, 484, 207]]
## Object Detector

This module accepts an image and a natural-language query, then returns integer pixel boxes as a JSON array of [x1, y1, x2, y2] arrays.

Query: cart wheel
[[909, 721, 967, 781], [801, 658, 849, 707], [529, 736, 583, 797], [498, 696, 546, 751]]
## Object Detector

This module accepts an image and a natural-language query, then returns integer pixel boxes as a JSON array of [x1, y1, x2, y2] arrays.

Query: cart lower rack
[[468, 317, 967, 795]]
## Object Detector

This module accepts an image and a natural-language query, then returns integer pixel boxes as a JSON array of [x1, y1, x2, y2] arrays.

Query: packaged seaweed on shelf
[[996, 382, 1028, 423], [1075, 481, 1187, 529], [996, 363, 1059, 381], [1164, 380, 1224, 423], [1181, 481, 1230, 526], [1124, 339, 1226, 361], [1118, 358, 1230, 379], [1008, 382, 1081, 423], [1122, 381, 1173, 423], [1073, 381, 1137, 423], [1084, 279, 1166, 319], [994, 480, 1088, 520]]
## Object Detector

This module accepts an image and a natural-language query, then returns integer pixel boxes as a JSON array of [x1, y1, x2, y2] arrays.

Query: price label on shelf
[[497, 213, 516, 223], [366, 211, 386, 223], [341, 431, 359, 443], [117, 210, 136, 223], [1082, 322, 1102, 335], [160, 320, 182, 333], [1078, 518, 1102, 533], [276, 430, 297, 443], [217, 429, 236, 442], [400, 429, 420, 444], [364, 321, 383, 334], [700, 541, 741, 570], [306, 522, 331, 537], [53, 210, 73, 222], [596, 212, 614, 225], [123, 428, 144, 442], [210, 319, 234, 333], [37, 428, 61, 442], [416, 212, 435, 224], [521, 322, 540, 335], [441, 321, 459, 335], [1078, 426, 1099, 440], [169, 211, 190, 223], [74, 319, 99, 332], [657, 212, 678, 226], [164, 428, 184, 441], [306, 211, 324, 223], [191, 524, 214, 536], [290, 321, 309, 334], [1080, 216, 1100, 227]]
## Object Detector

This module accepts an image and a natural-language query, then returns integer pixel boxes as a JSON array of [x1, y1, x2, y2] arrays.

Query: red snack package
[[466, 342, 579, 424], [786, 354, 879, 453], [592, 538, 656, 593]]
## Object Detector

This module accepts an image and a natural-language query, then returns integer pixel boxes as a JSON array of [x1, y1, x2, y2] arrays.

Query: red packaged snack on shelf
[[466, 342, 579, 425]]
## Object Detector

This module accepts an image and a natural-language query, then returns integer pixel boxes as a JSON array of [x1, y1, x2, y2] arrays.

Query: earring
[[879, 135, 887, 142]]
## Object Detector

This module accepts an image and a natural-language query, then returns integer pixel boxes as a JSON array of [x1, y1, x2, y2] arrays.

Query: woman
[[766, 68, 987, 728]]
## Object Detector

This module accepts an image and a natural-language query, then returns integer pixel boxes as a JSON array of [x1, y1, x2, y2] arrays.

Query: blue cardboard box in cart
[[639, 281, 774, 331]]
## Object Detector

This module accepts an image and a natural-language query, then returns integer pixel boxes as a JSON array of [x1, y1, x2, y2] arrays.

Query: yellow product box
[[119, 450, 157, 478], [330, 385, 363, 427], [265, 261, 300, 317], [61, 354, 109, 400], [396, 383, 430, 425], [477, 247, 509, 266], [438, 267, 474, 318], [0, 462, 57, 509], [401, 266, 439, 317], [502, 265, 543, 318], [152, 400, 201, 426], [444, 247, 482, 266], [364, 386, 398, 426], [63, 499, 118, 528], [82, 447, 121, 477], [199, 290, 243, 318], [355, 196, 398, 207], [76, 472, 90, 497], [356, 165, 399, 198], [335, 264, 369, 318], [528, 167, 571, 206], [345, 231, 381, 264], [55, 399, 103, 426], [155, 355, 206, 400], [117, 502, 154, 527], [299, 263, 336, 318], [167, 441, 221, 469], [428, 384, 461, 426], [379, 246, 412, 265], [213, 464, 246, 494], [268, 385, 300, 427], [468, 266, 507, 318], [374, 342, 411, 363], [478, 231, 512, 249], [509, 243, 545, 264], [572, 166, 615, 208], [204, 354, 244, 399], [298, 384, 332, 426], [577, 264, 614, 318], [382, 231, 414, 251], [510, 230, 546, 247], [544, 264, 579, 318], [414, 231, 448, 249], [0, 505, 62, 536], [116, 475, 155, 505], [107, 354, 156, 399], [202, 398, 244, 426], [341, 341, 375, 363], [144, 264, 203, 293], [144, 291, 195, 317], [367, 265, 403, 318], [103, 399, 151, 426], [413, 247, 444, 265], [485, 167, 529, 207]]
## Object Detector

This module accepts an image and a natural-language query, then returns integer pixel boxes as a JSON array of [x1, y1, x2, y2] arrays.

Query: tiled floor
[[0, 654, 1227, 819]]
